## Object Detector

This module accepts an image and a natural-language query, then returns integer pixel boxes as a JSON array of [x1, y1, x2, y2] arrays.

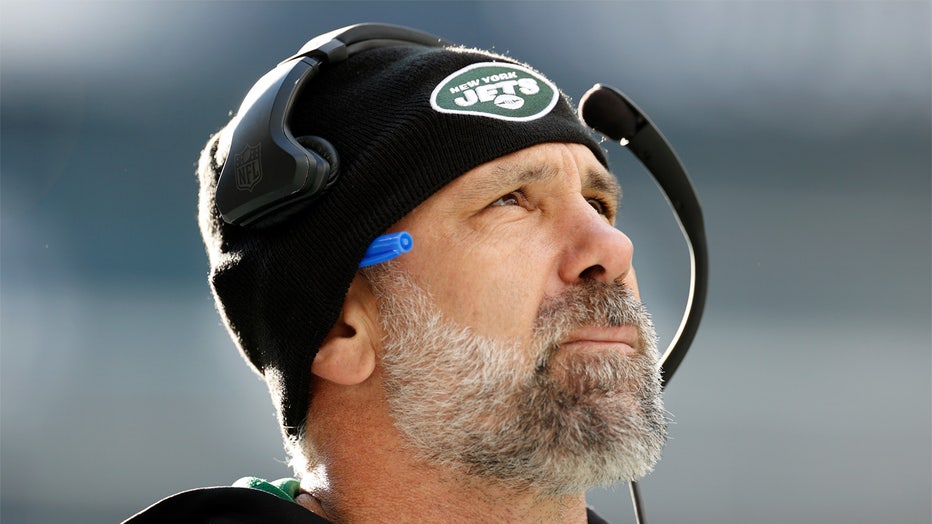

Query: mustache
[[533, 280, 656, 356]]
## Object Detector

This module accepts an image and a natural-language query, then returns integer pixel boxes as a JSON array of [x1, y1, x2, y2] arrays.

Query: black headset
[[215, 23, 707, 524]]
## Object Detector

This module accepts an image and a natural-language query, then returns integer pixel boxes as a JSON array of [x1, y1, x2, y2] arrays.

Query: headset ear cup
[[244, 135, 341, 229], [296, 135, 340, 192]]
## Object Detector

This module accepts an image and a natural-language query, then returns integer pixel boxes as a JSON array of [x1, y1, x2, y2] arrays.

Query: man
[[126, 24, 668, 523]]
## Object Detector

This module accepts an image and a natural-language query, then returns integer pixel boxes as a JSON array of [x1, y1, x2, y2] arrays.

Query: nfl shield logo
[[234, 144, 263, 192]]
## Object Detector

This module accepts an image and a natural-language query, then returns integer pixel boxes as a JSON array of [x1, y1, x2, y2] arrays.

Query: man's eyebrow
[[459, 163, 560, 201], [493, 163, 561, 188], [461, 161, 621, 202], [585, 166, 622, 201]]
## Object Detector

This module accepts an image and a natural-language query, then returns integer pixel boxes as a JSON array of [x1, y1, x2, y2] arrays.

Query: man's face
[[367, 142, 667, 493]]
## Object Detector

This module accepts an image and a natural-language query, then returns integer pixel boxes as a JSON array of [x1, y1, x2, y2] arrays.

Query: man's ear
[[311, 274, 378, 386]]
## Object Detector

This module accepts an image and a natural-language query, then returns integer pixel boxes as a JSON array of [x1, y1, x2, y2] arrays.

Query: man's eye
[[490, 192, 523, 207], [587, 197, 609, 216]]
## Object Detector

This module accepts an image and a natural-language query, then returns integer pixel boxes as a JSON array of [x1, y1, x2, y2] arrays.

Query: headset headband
[[216, 24, 446, 227]]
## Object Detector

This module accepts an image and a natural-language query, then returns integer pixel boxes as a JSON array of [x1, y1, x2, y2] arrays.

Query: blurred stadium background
[[2, 2, 929, 522]]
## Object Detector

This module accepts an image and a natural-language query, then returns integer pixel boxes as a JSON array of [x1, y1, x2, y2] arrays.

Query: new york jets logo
[[430, 62, 559, 121]]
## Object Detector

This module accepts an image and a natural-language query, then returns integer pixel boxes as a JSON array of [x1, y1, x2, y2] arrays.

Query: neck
[[303, 459, 589, 524]]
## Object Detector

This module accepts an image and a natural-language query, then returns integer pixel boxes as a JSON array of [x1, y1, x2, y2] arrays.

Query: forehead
[[436, 142, 619, 202]]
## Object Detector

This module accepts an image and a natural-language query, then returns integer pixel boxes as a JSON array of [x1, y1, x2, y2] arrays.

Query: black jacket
[[124, 486, 611, 523]]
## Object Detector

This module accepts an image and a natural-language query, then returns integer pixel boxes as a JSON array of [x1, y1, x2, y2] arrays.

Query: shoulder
[[122, 486, 330, 524], [587, 507, 612, 524]]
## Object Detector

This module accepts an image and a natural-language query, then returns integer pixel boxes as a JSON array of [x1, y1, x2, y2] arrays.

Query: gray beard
[[369, 268, 668, 496]]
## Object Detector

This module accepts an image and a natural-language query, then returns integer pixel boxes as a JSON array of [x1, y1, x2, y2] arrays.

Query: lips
[[558, 325, 639, 354]]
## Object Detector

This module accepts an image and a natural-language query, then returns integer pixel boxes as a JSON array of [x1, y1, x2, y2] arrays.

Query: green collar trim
[[233, 476, 301, 502]]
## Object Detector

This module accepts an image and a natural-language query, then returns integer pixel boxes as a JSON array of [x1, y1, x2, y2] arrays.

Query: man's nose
[[557, 202, 634, 285]]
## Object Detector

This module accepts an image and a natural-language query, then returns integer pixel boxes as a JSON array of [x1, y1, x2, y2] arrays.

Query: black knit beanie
[[198, 38, 607, 440]]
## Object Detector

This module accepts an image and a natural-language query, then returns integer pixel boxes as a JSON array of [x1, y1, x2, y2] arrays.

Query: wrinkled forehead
[[427, 142, 619, 205]]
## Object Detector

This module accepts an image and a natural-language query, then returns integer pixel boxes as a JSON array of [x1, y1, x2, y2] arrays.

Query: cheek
[[459, 267, 540, 337], [402, 236, 549, 341]]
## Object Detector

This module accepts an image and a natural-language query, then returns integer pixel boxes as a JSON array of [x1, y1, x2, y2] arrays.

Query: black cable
[[629, 481, 646, 524]]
